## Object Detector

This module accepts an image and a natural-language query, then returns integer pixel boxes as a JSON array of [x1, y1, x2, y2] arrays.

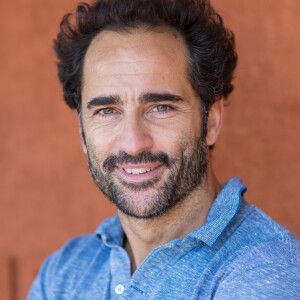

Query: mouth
[[115, 163, 163, 183], [122, 167, 155, 175]]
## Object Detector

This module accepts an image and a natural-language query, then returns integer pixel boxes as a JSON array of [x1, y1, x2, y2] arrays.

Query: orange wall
[[1, 0, 299, 299]]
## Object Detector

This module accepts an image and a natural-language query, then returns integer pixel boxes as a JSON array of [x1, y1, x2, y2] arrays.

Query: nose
[[115, 114, 153, 156]]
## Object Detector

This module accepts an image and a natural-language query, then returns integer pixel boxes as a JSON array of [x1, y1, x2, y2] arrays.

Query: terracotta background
[[1, 0, 299, 299]]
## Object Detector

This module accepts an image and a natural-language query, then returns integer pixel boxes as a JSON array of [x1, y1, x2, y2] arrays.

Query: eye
[[150, 105, 171, 112], [95, 107, 120, 118], [98, 108, 115, 115], [94, 107, 121, 120]]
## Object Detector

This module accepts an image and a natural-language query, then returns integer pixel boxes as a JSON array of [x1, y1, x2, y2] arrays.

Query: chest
[[52, 244, 224, 300]]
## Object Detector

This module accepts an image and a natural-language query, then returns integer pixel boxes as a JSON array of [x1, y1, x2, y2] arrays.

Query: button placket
[[115, 284, 125, 295]]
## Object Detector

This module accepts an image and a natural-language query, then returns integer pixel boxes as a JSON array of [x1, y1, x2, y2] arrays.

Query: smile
[[115, 163, 163, 183], [123, 168, 155, 175]]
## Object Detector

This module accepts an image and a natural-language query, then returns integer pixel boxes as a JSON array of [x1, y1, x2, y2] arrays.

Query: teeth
[[123, 168, 154, 174]]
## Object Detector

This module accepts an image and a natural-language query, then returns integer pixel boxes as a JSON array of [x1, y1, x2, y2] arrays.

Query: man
[[28, 0, 299, 299]]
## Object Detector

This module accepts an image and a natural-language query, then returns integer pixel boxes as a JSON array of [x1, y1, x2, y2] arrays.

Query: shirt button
[[115, 284, 125, 295]]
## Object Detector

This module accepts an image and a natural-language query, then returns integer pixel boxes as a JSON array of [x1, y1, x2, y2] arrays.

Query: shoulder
[[213, 242, 300, 299], [27, 234, 106, 299], [244, 203, 298, 254], [222, 200, 299, 256], [51, 233, 104, 264], [51, 233, 105, 269], [223, 201, 300, 266], [213, 203, 300, 299]]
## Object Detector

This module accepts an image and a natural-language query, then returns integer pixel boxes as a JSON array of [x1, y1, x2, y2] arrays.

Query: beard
[[86, 133, 208, 219]]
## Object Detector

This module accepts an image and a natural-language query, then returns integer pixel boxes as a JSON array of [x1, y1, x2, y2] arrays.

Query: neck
[[119, 165, 222, 274]]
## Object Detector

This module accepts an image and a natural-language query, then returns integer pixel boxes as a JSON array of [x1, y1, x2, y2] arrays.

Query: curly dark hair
[[54, 0, 237, 115]]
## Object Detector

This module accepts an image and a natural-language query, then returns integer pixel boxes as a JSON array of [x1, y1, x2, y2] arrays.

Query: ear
[[79, 121, 87, 155], [206, 99, 223, 146]]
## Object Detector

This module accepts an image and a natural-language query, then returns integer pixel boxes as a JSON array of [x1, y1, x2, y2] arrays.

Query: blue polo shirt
[[27, 178, 300, 299]]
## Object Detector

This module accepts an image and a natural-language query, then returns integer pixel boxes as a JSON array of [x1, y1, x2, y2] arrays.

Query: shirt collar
[[96, 214, 124, 247], [96, 177, 247, 248], [187, 177, 247, 246]]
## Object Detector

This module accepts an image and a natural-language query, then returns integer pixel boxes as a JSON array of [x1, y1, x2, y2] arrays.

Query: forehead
[[82, 28, 193, 100], [84, 27, 188, 71]]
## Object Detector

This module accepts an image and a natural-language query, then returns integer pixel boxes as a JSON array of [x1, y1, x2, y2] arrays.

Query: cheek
[[85, 132, 115, 166], [161, 116, 201, 141], [85, 121, 118, 151], [150, 124, 191, 157]]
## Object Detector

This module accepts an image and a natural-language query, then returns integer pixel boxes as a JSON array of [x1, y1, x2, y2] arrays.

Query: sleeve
[[26, 252, 58, 300]]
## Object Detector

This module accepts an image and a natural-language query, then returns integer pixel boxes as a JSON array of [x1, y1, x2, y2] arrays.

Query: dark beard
[[86, 135, 208, 219]]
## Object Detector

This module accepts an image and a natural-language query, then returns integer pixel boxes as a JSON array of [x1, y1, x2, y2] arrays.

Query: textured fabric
[[27, 178, 300, 299]]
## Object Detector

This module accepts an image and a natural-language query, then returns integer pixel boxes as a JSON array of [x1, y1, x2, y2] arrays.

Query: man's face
[[81, 29, 208, 218]]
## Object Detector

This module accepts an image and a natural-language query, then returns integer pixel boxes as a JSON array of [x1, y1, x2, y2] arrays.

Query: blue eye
[[152, 105, 170, 112], [157, 105, 168, 111], [95, 107, 120, 119], [99, 108, 115, 114]]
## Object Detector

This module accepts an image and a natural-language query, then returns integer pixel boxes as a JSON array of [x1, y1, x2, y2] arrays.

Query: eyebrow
[[87, 95, 122, 109], [139, 93, 184, 103], [87, 93, 184, 109]]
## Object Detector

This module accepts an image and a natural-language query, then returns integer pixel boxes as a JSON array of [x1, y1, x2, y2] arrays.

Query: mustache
[[103, 151, 171, 172]]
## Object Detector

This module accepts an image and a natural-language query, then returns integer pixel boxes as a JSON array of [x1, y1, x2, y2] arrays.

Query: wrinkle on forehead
[[87, 26, 185, 58], [83, 28, 189, 77], [81, 28, 197, 105]]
